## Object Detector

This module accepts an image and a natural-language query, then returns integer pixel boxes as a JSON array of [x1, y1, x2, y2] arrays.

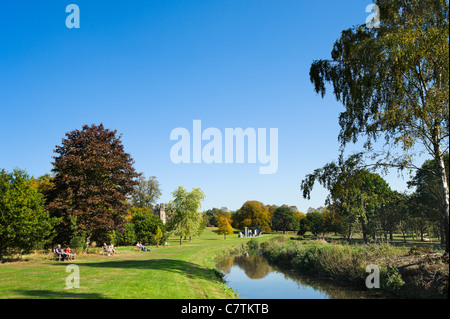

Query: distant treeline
[[205, 153, 449, 245], [1, 122, 448, 262]]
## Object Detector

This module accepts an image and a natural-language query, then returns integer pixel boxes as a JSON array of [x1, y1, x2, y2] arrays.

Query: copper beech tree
[[47, 124, 139, 244]]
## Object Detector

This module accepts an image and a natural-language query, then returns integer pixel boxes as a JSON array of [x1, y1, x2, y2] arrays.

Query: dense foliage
[[309, 0, 449, 251], [1, 123, 447, 258], [47, 123, 139, 245], [0, 169, 56, 260]]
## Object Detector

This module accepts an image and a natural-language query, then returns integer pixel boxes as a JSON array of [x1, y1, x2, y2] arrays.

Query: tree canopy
[[131, 207, 167, 246], [301, 154, 392, 242], [47, 123, 139, 244], [233, 201, 272, 232], [0, 169, 56, 260], [272, 205, 297, 233], [217, 216, 234, 239], [130, 175, 162, 209], [166, 186, 205, 245], [309, 0, 449, 251]]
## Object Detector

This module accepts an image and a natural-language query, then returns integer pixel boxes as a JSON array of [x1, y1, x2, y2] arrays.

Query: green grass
[[290, 232, 446, 252], [0, 228, 276, 299]]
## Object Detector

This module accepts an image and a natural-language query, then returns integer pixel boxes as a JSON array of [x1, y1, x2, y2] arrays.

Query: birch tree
[[309, 0, 449, 251]]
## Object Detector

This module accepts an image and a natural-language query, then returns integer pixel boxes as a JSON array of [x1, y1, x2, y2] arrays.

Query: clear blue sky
[[0, 0, 425, 212]]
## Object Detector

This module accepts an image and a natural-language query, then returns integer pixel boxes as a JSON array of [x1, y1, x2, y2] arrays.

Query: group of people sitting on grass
[[103, 242, 116, 256], [55, 242, 117, 260], [55, 244, 74, 261], [136, 241, 151, 252], [55, 241, 151, 260]]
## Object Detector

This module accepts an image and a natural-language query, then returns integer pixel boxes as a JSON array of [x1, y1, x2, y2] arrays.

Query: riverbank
[[260, 237, 449, 298]]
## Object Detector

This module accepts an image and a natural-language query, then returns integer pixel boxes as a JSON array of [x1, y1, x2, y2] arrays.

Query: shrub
[[246, 238, 260, 251], [115, 223, 136, 246], [132, 209, 167, 245], [263, 240, 407, 287], [69, 231, 86, 253], [260, 236, 287, 251], [381, 265, 405, 291]]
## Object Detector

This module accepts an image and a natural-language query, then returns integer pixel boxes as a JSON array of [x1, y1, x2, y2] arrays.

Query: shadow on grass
[[53, 259, 220, 283], [9, 289, 106, 299]]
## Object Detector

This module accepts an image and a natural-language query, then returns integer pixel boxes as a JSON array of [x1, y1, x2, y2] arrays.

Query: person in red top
[[64, 247, 73, 261]]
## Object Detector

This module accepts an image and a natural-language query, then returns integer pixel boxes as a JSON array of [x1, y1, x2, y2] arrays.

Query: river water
[[216, 253, 384, 299]]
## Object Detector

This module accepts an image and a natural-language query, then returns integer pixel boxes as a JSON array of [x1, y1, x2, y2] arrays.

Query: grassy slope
[[0, 228, 275, 299]]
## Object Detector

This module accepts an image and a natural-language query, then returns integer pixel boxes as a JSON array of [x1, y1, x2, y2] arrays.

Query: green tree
[[301, 155, 392, 242], [371, 191, 403, 242], [272, 205, 297, 234], [309, 0, 449, 251], [0, 169, 56, 261], [30, 174, 54, 205], [394, 193, 417, 242], [114, 222, 136, 246], [293, 211, 306, 231], [297, 217, 309, 237], [305, 209, 324, 237], [321, 204, 344, 236], [408, 153, 449, 242], [131, 175, 162, 209], [166, 186, 205, 245], [131, 207, 167, 246]]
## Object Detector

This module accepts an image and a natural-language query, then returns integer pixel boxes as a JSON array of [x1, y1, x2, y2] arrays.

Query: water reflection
[[216, 253, 385, 299], [220, 254, 271, 279]]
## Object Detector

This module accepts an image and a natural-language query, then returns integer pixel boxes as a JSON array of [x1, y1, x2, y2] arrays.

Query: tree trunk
[[434, 142, 450, 253], [401, 227, 407, 243], [360, 219, 368, 243], [180, 236, 183, 245], [347, 216, 353, 242]]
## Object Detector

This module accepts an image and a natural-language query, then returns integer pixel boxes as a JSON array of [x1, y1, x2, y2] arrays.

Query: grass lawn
[[0, 228, 276, 299]]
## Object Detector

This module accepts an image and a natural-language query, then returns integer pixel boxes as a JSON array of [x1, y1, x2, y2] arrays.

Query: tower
[[159, 203, 166, 225], [154, 203, 166, 225]]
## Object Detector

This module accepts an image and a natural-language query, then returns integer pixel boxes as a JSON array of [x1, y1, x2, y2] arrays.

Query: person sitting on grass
[[103, 242, 108, 254], [136, 241, 149, 252], [108, 243, 116, 256], [55, 244, 67, 261]]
